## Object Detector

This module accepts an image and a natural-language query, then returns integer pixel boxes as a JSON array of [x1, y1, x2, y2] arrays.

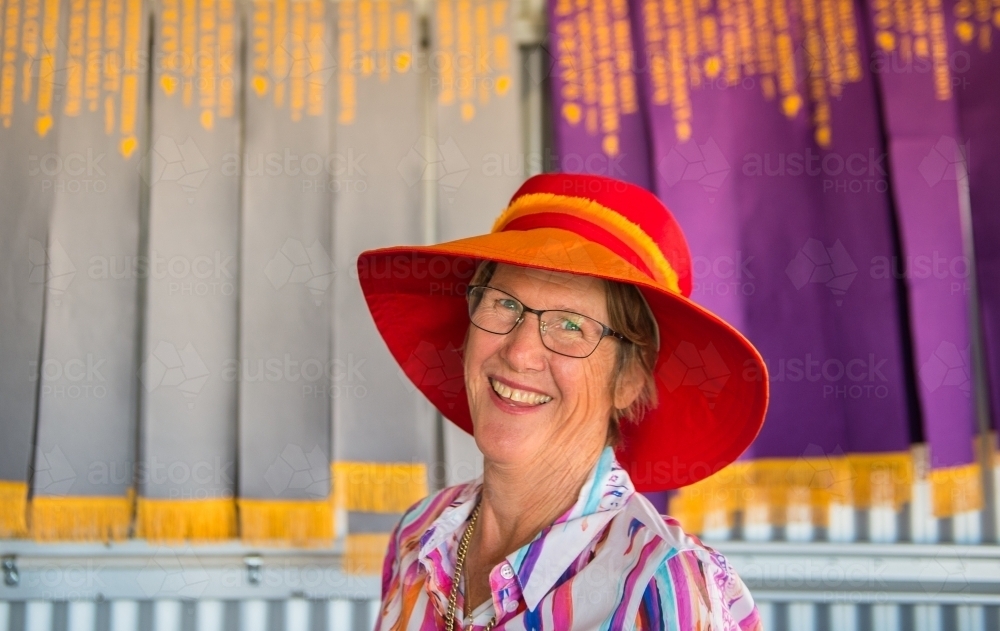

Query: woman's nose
[[501, 311, 548, 367]]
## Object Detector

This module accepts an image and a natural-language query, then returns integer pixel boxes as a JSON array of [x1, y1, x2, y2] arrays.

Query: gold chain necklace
[[445, 503, 497, 631]]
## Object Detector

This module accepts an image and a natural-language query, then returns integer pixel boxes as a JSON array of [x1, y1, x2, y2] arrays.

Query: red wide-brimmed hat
[[358, 173, 768, 491]]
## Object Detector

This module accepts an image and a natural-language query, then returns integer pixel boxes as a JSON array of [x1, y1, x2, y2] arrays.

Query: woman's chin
[[473, 419, 546, 465]]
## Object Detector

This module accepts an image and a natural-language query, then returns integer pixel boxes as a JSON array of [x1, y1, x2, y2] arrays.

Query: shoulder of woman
[[389, 480, 479, 550], [648, 544, 760, 631]]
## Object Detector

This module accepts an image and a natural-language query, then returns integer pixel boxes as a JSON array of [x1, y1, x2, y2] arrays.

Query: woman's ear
[[613, 360, 645, 411]]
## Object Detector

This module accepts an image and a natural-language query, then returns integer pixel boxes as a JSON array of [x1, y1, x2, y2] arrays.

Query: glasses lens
[[468, 286, 521, 334], [540, 311, 606, 357]]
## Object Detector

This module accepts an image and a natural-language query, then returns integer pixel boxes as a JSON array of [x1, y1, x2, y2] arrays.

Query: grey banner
[[332, 0, 434, 466], [139, 0, 241, 501], [238, 0, 335, 501], [432, 0, 523, 484], [31, 0, 149, 499], [332, 0, 435, 536], [0, 0, 61, 485]]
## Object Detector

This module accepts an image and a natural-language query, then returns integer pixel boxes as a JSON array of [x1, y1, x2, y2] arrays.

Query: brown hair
[[468, 261, 659, 446]]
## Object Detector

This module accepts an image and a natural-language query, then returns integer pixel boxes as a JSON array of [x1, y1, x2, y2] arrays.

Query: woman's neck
[[474, 442, 605, 566]]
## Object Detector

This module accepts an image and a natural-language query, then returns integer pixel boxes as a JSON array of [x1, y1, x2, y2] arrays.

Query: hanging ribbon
[[135, 0, 241, 542], [547, 0, 653, 187], [238, 0, 336, 546], [331, 0, 432, 565], [631, 0, 917, 531], [864, 0, 981, 516], [0, 0, 62, 537], [29, 0, 149, 542]]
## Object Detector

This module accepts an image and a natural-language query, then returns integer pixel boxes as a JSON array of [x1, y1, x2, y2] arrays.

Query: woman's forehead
[[491, 264, 606, 310]]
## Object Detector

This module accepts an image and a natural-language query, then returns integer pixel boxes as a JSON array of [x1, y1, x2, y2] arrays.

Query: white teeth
[[490, 379, 552, 405]]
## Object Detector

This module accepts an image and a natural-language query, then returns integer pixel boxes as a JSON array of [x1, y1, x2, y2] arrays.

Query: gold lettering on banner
[[218, 0, 235, 118], [1, 0, 20, 127], [104, 0, 122, 133], [273, 0, 288, 107], [358, 0, 372, 75], [634, 0, 865, 144], [435, 0, 508, 121], [65, 0, 84, 116], [952, 0, 998, 51], [251, 0, 269, 96], [21, 0, 39, 104], [160, 0, 178, 94], [290, 0, 305, 121], [456, 0, 473, 119], [119, 0, 140, 157], [85, 0, 102, 111], [199, 0, 216, 129], [437, 0, 455, 104], [35, 0, 57, 135], [158, 0, 233, 125], [181, 0, 195, 106], [339, 0, 357, 122], [306, 0, 323, 117]]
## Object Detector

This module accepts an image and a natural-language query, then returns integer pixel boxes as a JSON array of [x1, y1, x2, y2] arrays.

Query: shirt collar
[[416, 446, 636, 612]]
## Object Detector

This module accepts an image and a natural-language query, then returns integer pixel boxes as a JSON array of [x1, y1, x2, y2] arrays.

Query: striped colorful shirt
[[376, 447, 762, 630]]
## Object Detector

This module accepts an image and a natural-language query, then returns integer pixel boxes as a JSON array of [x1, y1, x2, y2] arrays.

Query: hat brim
[[358, 228, 768, 491]]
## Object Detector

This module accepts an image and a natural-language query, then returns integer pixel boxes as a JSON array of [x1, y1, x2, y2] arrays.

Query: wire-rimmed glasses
[[466, 285, 627, 358]]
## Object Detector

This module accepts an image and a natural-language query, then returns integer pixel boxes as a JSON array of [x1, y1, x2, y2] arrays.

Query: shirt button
[[500, 564, 515, 580], [504, 600, 518, 612]]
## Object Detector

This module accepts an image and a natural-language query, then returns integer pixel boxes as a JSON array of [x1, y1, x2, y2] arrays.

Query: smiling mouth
[[490, 378, 552, 406]]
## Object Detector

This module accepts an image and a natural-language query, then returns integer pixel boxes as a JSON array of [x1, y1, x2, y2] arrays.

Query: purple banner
[[630, 0, 914, 460], [946, 2, 1000, 438], [865, 0, 976, 469], [548, 0, 652, 187]]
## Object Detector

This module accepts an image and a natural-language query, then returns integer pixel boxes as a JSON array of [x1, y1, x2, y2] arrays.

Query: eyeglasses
[[466, 285, 627, 358]]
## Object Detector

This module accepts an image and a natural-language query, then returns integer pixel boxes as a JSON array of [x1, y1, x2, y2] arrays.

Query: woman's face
[[463, 264, 623, 467]]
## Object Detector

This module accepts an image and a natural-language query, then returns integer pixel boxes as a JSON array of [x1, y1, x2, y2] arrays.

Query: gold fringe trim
[[492, 192, 682, 293], [237, 499, 334, 547], [929, 463, 983, 517], [30, 491, 134, 542], [136, 497, 237, 542], [0, 480, 29, 538], [332, 462, 428, 513], [670, 452, 914, 533], [344, 533, 391, 575]]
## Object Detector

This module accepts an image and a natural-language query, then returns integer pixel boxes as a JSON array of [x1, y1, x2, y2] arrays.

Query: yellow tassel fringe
[[332, 462, 428, 513], [30, 491, 134, 542], [238, 499, 334, 547], [929, 463, 982, 517], [136, 498, 237, 542], [670, 451, 915, 533], [344, 533, 391, 575], [0, 480, 29, 538]]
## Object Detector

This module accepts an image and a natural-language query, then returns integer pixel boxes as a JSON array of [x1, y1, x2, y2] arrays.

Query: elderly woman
[[359, 173, 768, 630]]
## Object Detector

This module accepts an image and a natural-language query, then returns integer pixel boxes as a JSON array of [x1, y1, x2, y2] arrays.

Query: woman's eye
[[497, 299, 519, 311], [558, 318, 582, 332]]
